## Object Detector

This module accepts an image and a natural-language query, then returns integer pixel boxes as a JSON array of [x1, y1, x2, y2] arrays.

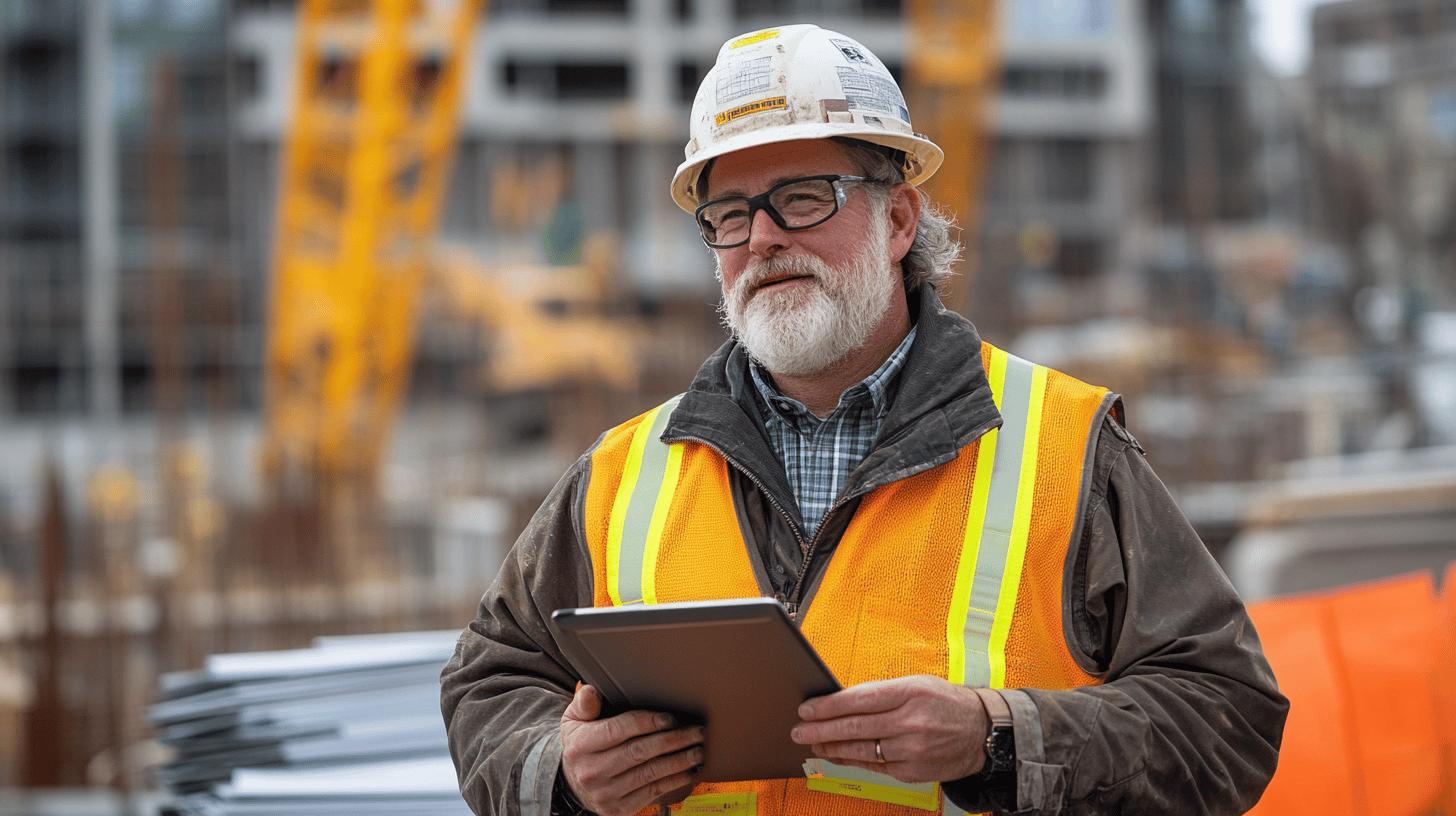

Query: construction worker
[[441, 25, 1286, 816]]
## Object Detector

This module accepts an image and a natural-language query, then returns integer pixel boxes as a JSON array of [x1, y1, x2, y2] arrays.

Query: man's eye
[[777, 189, 833, 208]]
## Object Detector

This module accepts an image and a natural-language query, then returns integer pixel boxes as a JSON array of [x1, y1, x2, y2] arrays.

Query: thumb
[[564, 684, 602, 723]]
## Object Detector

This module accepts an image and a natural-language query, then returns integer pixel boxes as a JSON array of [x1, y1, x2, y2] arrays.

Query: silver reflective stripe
[[615, 393, 684, 605], [518, 730, 553, 816], [942, 351, 1040, 815], [961, 354, 1034, 689]]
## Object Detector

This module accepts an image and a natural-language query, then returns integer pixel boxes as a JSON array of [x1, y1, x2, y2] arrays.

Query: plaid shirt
[[749, 326, 918, 542]]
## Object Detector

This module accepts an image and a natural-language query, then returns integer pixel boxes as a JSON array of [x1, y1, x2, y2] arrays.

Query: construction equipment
[[264, 0, 639, 495], [429, 227, 638, 392], [905, 0, 1001, 314], [263, 0, 483, 492]]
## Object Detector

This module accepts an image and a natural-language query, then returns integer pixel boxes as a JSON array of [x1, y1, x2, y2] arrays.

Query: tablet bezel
[[550, 597, 843, 782]]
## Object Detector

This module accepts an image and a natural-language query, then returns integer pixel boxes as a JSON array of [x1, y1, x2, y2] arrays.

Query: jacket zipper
[[784, 494, 853, 618], [789, 420, 999, 603], [786, 420, 950, 613], [663, 434, 870, 623], [662, 435, 809, 616]]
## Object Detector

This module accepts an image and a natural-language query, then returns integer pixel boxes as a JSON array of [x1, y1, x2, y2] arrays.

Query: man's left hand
[[790, 675, 989, 784]]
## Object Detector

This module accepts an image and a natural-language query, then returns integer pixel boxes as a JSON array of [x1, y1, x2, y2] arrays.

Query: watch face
[[987, 726, 1016, 772]]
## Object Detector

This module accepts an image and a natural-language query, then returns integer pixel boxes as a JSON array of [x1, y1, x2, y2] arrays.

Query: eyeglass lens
[[697, 178, 840, 246]]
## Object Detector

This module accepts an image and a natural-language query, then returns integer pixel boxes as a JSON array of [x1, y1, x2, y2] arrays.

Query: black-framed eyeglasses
[[694, 174, 885, 249]]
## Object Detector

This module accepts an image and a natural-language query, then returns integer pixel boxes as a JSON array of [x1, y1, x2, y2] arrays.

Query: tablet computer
[[550, 598, 842, 782]]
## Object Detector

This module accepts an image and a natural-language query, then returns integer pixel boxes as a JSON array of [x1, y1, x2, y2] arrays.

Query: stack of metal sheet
[[151, 630, 471, 816]]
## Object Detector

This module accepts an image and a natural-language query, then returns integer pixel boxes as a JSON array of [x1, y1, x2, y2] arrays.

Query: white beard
[[717, 210, 895, 377]]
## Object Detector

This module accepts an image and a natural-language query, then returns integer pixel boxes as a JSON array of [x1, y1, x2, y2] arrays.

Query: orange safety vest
[[580, 342, 1114, 816]]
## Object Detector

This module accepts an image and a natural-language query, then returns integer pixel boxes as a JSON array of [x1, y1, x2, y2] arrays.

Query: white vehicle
[[1224, 447, 1456, 601]]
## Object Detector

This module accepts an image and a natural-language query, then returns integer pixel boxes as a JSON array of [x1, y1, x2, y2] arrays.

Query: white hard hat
[[670, 24, 944, 213]]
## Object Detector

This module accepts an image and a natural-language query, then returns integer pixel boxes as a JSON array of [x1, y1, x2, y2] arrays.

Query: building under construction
[[1, 0, 1454, 809]]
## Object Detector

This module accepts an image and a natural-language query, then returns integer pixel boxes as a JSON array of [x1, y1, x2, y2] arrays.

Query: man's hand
[[790, 675, 989, 784], [559, 685, 704, 816]]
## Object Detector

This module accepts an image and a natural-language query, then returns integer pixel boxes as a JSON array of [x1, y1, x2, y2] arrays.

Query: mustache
[[735, 255, 824, 295], [718, 253, 837, 337]]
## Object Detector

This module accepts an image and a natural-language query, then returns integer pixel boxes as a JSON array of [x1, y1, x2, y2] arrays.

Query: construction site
[[0, 0, 1454, 813]]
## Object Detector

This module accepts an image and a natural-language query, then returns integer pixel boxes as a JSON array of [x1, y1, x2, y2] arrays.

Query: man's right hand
[[559, 685, 704, 816]]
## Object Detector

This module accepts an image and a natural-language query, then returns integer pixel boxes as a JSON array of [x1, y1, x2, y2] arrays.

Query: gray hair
[[830, 138, 962, 295]]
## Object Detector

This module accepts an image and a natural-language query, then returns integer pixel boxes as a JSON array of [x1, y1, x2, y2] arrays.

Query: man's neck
[[766, 290, 912, 418]]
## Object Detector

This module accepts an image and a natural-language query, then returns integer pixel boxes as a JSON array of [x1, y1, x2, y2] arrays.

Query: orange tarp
[[1440, 562, 1456, 815], [1247, 570, 1452, 815], [1245, 593, 1360, 816]]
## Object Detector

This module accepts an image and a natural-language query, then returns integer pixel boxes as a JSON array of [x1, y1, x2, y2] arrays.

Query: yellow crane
[[263, 0, 996, 492], [262, 0, 640, 563], [905, 0, 1001, 315], [263, 0, 483, 491]]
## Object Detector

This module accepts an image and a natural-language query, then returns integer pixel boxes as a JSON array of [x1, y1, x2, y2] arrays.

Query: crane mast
[[906, 0, 1001, 315], [264, 0, 483, 492]]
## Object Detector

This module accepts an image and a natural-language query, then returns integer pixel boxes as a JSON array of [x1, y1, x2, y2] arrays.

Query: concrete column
[[573, 140, 617, 233], [630, 0, 677, 292], [82, 0, 120, 423]]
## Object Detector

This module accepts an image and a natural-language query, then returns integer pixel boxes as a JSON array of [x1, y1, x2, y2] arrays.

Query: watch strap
[[970, 688, 1016, 780], [972, 688, 1013, 729], [552, 765, 591, 816]]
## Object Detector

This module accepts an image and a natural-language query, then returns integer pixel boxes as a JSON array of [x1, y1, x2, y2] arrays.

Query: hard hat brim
[[669, 124, 945, 214]]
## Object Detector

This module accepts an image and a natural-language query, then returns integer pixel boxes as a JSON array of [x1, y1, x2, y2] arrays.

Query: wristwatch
[[552, 766, 591, 816], [972, 688, 1016, 779]]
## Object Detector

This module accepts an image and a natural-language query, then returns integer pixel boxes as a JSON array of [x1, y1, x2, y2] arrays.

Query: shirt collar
[[749, 324, 919, 426]]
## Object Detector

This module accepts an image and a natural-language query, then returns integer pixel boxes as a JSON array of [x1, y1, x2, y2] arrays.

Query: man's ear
[[886, 182, 920, 263]]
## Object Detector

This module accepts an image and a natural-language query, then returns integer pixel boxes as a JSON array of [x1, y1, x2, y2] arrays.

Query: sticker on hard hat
[[715, 96, 788, 127], [729, 29, 779, 49], [716, 56, 773, 104], [829, 39, 871, 65], [836, 67, 911, 124]]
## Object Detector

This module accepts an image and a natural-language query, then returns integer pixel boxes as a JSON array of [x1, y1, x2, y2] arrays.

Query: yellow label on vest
[[806, 776, 940, 811], [673, 791, 757, 815], [729, 29, 778, 49], [715, 96, 787, 127], [803, 760, 939, 811]]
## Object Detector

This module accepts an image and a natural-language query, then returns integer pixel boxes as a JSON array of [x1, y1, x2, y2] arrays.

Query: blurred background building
[[1, 0, 1454, 808]]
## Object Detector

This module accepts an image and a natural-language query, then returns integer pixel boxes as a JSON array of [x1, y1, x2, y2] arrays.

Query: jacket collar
[[661, 284, 1004, 505]]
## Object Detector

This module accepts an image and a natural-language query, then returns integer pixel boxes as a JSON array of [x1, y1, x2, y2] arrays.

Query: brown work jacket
[[440, 285, 1288, 815]]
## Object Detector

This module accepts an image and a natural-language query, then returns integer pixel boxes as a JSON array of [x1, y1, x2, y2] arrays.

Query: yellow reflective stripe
[[987, 363, 1047, 689], [945, 350, 1006, 686], [987, 348, 1009, 413], [640, 441, 684, 606], [606, 402, 665, 606]]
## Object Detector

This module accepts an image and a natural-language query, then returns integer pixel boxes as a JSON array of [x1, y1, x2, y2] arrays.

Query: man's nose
[[747, 207, 789, 258]]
